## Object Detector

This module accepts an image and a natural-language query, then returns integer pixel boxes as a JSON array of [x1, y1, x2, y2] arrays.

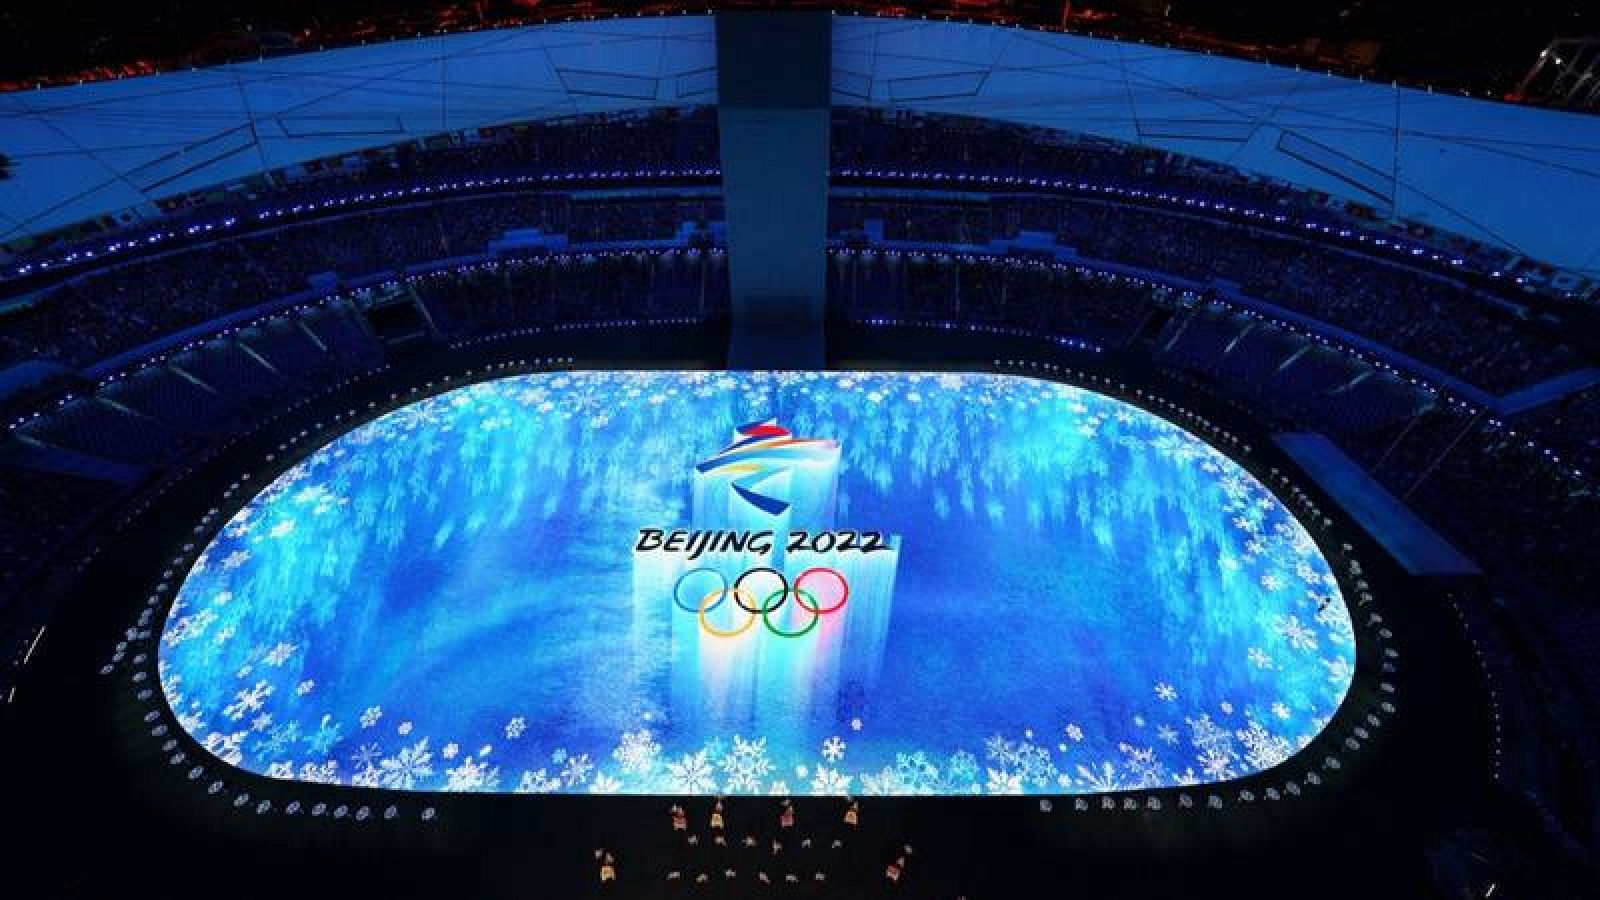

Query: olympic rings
[[698, 587, 759, 638], [761, 587, 820, 638], [673, 568, 727, 613], [733, 567, 787, 615], [794, 567, 850, 614], [674, 566, 849, 639]]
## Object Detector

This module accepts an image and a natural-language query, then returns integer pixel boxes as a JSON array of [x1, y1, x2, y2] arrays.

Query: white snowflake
[[560, 753, 593, 786], [1156, 725, 1179, 745], [1119, 743, 1164, 787], [1154, 682, 1177, 702], [1271, 702, 1291, 720], [809, 767, 853, 795], [262, 642, 297, 666], [441, 742, 459, 760], [666, 751, 715, 793], [1198, 747, 1235, 779], [1273, 615, 1319, 652], [359, 706, 382, 728], [295, 679, 315, 696], [821, 736, 846, 762], [202, 730, 246, 766], [613, 729, 662, 775], [444, 755, 501, 792], [1247, 647, 1274, 669], [1236, 718, 1293, 771], [1064, 723, 1084, 742], [850, 717, 863, 732], [299, 760, 340, 785], [222, 681, 273, 721], [985, 768, 1023, 794], [720, 735, 774, 793], [504, 717, 527, 740], [515, 769, 561, 794], [350, 743, 383, 771], [1324, 656, 1353, 684], [379, 739, 435, 789]]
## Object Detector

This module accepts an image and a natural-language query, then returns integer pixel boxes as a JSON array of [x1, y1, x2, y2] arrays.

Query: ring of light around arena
[[160, 371, 1355, 796]]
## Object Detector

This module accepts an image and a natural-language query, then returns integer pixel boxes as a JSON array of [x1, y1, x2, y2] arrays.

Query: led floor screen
[[161, 371, 1355, 795]]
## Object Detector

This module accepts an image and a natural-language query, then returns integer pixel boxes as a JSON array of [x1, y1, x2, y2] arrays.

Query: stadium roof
[[3, 14, 1599, 276]]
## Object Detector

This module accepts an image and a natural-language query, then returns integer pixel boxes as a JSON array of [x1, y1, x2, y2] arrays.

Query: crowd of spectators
[[0, 464, 118, 601], [0, 194, 721, 369], [833, 195, 1582, 395], [6, 109, 720, 274], [414, 252, 728, 335], [831, 110, 1514, 279], [832, 251, 1163, 347]]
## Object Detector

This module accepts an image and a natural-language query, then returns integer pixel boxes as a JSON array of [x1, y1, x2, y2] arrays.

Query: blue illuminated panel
[[160, 371, 1355, 795]]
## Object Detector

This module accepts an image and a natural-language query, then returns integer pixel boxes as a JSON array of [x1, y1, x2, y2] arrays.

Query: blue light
[[161, 371, 1354, 795]]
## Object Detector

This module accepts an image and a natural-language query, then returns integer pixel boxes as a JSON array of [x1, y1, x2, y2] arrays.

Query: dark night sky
[[0, 0, 1595, 94]]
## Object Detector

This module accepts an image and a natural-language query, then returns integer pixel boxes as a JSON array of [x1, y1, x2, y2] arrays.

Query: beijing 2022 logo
[[634, 419, 892, 639]]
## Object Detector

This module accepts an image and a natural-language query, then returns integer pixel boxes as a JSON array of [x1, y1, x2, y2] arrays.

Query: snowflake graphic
[[444, 755, 501, 792], [984, 734, 1016, 765], [1198, 747, 1235, 779], [1074, 761, 1122, 792], [359, 706, 382, 728], [821, 736, 846, 762], [666, 751, 715, 793], [945, 750, 979, 786], [515, 769, 561, 794], [894, 752, 940, 794], [1154, 682, 1178, 702], [504, 717, 527, 740], [379, 739, 435, 789], [560, 753, 593, 786], [985, 768, 1023, 795], [203, 730, 246, 766], [1324, 656, 1353, 684], [304, 714, 343, 756], [263, 642, 297, 666], [613, 729, 662, 775], [1236, 718, 1293, 770], [299, 760, 339, 785], [809, 767, 852, 795], [350, 743, 383, 771], [720, 735, 774, 793], [1273, 615, 1319, 652], [1119, 743, 1164, 788], [222, 680, 273, 721]]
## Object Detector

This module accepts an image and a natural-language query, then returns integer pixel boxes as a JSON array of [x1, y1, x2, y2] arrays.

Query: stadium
[[0, 3, 1597, 897]]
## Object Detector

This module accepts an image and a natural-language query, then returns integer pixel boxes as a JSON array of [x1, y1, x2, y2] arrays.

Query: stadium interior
[[1, 4, 1598, 898]]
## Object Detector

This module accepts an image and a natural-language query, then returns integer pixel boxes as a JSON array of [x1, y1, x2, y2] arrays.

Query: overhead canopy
[[834, 17, 1600, 278], [3, 14, 1599, 277], [0, 16, 716, 241]]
